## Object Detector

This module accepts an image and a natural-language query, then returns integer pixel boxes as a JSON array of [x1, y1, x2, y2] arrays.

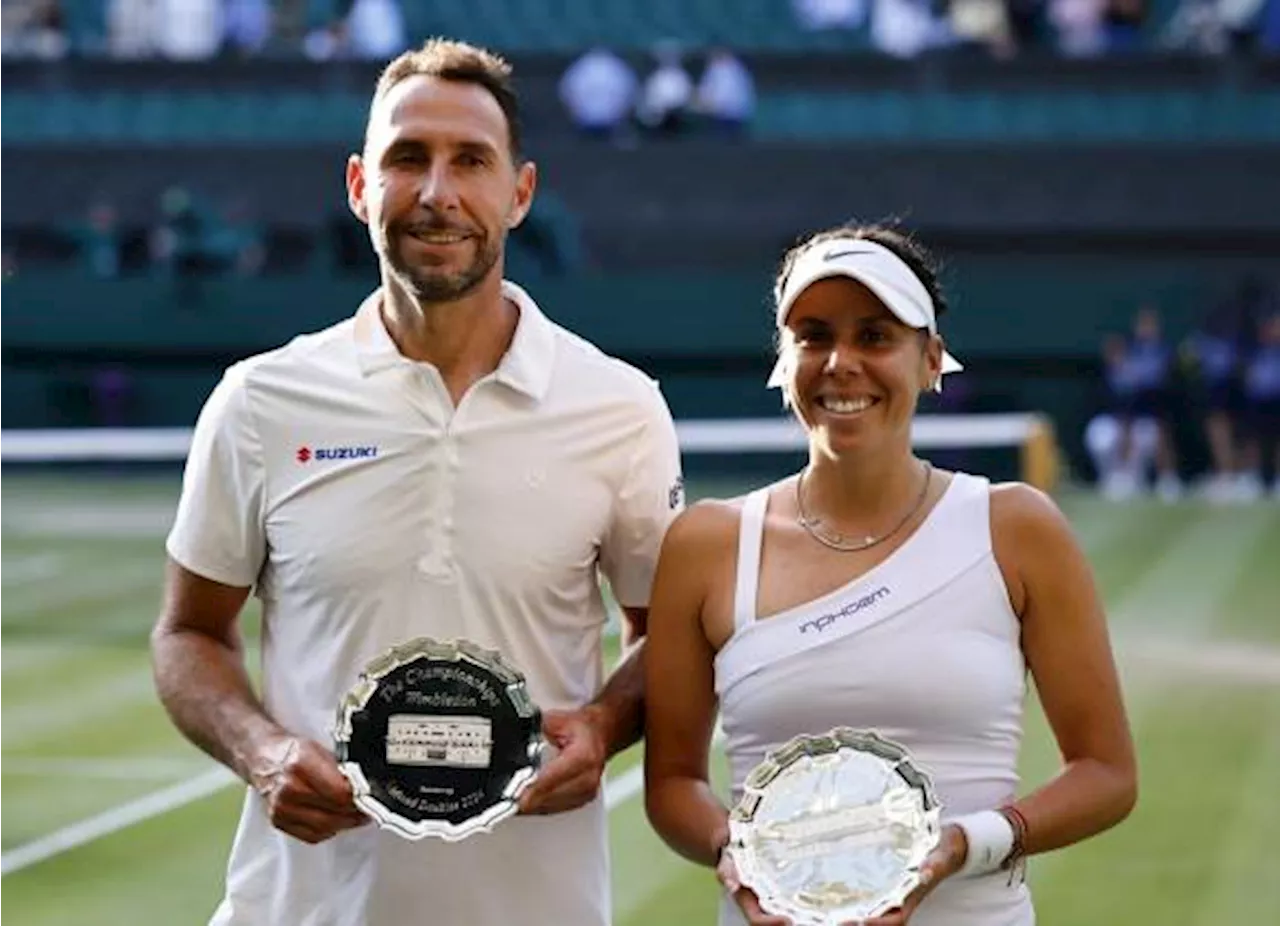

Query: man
[[151, 39, 683, 926]]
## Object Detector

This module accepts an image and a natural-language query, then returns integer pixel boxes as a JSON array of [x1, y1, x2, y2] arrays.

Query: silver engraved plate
[[727, 728, 942, 925], [334, 638, 543, 841]]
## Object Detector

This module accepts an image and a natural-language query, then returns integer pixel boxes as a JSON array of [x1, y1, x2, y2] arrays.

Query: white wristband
[[951, 810, 1015, 878]]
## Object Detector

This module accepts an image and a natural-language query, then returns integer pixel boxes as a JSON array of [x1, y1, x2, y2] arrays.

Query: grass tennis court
[[3, 472, 1279, 925]]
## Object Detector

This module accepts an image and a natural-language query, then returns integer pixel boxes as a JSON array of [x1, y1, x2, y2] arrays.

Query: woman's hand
[[853, 823, 968, 926], [717, 848, 792, 926]]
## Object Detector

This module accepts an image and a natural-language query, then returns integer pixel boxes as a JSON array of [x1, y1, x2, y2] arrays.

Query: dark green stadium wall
[[4, 252, 1270, 361], [3, 248, 1274, 480], [4, 53, 1278, 483]]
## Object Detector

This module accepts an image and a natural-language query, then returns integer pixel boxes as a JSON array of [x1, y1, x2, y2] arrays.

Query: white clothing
[[1049, 0, 1107, 57], [168, 281, 684, 926], [792, 0, 868, 30], [107, 0, 156, 57], [637, 64, 693, 126], [872, 0, 946, 58], [346, 0, 407, 60], [696, 54, 756, 123], [559, 49, 639, 129], [154, 0, 222, 60], [715, 473, 1034, 926]]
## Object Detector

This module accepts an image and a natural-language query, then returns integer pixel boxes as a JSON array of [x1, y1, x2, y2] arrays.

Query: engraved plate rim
[[727, 728, 943, 924], [333, 636, 543, 841]]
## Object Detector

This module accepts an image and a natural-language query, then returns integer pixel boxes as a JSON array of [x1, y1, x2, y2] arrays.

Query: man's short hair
[[371, 38, 524, 162]]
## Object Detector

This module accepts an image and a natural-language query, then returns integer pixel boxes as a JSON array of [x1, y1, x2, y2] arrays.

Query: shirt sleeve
[[165, 364, 267, 588], [599, 380, 684, 609]]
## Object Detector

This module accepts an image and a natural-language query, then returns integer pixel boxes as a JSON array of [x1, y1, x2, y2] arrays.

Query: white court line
[[2, 669, 159, 745], [2, 503, 176, 539], [0, 767, 236, 876], [605, 763, 644, 811], [3, 640, 1270, 878], [1118, 637, 1280, 685], [1, 554, 66, 586], [0, 730, 726, 878], [2, 560, 163, 619], [3, 757, 214, 780]]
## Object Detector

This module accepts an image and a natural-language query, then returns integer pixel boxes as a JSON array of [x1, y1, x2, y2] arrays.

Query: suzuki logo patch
[[295, 444, 379, 464]]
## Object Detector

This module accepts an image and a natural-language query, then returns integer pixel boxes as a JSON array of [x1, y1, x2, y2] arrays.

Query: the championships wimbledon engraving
[[727, 728, 941, 925], [335, 638, 543, 841]]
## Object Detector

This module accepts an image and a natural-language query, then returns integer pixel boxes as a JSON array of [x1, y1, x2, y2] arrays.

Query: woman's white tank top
[[715, 472, 1035, 926]]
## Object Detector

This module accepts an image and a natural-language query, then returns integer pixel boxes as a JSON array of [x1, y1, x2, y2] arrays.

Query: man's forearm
[[586, 639, 646, 757], [151, 627, 289, 785]]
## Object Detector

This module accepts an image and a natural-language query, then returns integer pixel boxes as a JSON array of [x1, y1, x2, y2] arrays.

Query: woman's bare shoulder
[[661, 484, 784, 557], [989, 481, 1071, 538]]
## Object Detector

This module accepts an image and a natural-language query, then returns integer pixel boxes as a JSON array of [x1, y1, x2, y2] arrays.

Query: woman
[[643, 224, 1137, 926]]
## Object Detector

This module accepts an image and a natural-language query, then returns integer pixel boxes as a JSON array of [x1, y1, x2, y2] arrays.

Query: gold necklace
[[796, 461, 933, 552]]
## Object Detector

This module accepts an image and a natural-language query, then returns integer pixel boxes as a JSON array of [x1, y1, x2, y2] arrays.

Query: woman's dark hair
[[773, 223, 950, 320]]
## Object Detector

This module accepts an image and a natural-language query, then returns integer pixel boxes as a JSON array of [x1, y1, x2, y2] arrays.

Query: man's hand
[[517, 707, 608, 815], [251, 735, 369, 844]]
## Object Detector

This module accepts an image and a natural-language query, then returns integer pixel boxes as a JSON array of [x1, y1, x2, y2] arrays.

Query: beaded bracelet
[[997, 804, 1029, 885]]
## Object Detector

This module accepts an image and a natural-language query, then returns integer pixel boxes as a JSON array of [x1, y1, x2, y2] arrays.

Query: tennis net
[[1, 414, 1059, 491]]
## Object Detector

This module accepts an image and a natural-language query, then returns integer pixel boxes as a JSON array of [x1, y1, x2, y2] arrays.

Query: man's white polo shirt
[[167, 281, 684, 926]]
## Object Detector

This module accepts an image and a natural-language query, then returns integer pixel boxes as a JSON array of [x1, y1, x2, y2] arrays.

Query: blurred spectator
[[1182, 280, 1259, 500], [1, 0, 68, 59], [1265, 0, 1280, 50], [1086, 309, 1184, 501], [1086, 335, 1150, 499], [107, 0, 156, 57], [635, 41, 694, 136], [693, 48, 756, 135], [303, 19, 347, 60], [871, 0, 949, 58], [1006, 0, 1048, 51], [346, 0, 407, 60], [558, 47, 639, 139], [207, 199, 266, 278], [792, 0, 868, 29], [950, 0, 1016, 56], [150, 187, 214, 278], [154, 0, 222, 60], [1220, 0, 1271, 47], [1160, 0, 1267, 52], [90, 366, 136, 427], [1049, 0, 1108, 55], [1240, 312, 1280, 498], [1103, 0, 1147, 52], [224, 0, 272, 56], [65, 199, 125, 279]]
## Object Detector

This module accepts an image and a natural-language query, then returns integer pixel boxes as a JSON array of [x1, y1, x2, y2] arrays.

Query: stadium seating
[[6, 88, 1278, 144], [45, 0, 1208, 54]]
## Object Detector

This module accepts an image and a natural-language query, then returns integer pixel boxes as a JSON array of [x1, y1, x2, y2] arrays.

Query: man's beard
[[384, 227, 501, 303]]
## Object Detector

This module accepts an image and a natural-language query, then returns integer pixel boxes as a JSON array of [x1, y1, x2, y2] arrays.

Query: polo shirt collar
[[493, 281, 556, 401], [352, 281, 556, 401]]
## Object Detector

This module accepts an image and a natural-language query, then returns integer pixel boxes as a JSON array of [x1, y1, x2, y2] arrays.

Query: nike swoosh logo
[[823, 247, 877, 261]]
